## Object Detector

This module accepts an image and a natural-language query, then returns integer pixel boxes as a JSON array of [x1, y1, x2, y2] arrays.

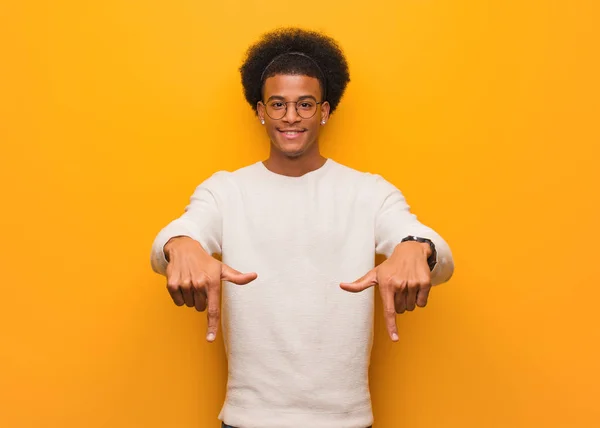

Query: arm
[[150, 173, 224, 276], [149, 172, 256, 342], [374, 174, 454, 286], [340, 174, 455, 342]]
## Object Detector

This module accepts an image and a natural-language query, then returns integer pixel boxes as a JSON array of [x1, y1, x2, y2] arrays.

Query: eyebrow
[[265, 95, 318, 102]]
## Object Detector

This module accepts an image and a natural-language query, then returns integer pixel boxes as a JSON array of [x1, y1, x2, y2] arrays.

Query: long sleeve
[[150, 172, 226, 276], [374, 174, 454, 286]]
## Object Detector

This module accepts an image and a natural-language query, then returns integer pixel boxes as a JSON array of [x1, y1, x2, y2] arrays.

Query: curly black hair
[[240, 28, 350, 115]]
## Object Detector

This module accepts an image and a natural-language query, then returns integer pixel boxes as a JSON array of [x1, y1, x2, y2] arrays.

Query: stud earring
[[261, 120, 265, 125], [321, 120, 326, 125]]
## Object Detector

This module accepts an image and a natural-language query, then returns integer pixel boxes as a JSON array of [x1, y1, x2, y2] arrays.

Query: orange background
[[1, 1, 599, 427]]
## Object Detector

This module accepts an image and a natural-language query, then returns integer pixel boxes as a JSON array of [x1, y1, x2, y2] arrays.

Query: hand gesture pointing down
[[163, 236, 258, 342], [340, 241, 433, 342]]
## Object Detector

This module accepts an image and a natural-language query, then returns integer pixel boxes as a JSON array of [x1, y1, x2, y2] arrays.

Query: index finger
[[205, 279, 221, 342], [381, 288, 399, 342]]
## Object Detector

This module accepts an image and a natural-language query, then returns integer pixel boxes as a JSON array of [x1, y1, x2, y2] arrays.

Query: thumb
[[340, 269, 378, 293], [220, 263, 258, 285]]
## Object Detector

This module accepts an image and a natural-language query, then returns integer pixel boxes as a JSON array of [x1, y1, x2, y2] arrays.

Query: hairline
[[260, 73, 325, 103]]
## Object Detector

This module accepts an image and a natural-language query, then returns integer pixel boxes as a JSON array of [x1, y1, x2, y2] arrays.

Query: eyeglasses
[[262, 99, 323, 120]]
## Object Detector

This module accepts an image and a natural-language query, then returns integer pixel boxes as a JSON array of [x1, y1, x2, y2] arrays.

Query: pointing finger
[[382, 288, 399, 342], [205, 281, 221, 343]]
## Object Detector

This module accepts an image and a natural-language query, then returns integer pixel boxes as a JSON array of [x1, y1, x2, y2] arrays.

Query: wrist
[[418, 241, 432, 257], [399, 235, 437, 271], [396, 240, 431, 257], [163, 235, 193, 260]]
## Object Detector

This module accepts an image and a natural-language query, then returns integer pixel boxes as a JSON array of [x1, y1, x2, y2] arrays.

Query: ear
[[320, 101, 331, 124], [257, 101, 266, 123]]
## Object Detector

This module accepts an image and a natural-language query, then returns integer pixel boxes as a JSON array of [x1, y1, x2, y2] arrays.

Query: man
[[151, 28, 454, 428]]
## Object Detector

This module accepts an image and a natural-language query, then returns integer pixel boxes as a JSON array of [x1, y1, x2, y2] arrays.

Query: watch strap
[[400, 235, 437, 271]]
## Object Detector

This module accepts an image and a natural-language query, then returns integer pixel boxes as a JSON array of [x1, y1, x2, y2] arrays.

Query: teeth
[[284, 131, 299, 135]]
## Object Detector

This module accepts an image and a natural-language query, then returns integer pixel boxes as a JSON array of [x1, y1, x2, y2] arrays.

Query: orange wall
[[1, 1, 599, 427]]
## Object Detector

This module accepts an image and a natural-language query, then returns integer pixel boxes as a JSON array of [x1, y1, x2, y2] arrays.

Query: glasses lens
[[297, 101, 317, 119], [265, 101, 318, 120], [266, 102, 286, 120]]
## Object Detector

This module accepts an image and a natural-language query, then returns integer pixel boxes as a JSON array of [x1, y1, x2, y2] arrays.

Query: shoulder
[[328, 159, 398, 195], [193, 162, 263, 198], [198, 162, 261, 186], [327, 159, 372, 182]]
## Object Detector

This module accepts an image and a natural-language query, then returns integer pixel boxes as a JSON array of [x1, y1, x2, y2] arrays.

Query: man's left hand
[[340, 241, 433, 342]]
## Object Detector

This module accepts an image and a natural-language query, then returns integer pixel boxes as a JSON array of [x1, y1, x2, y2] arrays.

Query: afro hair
[[240, 28, 350, 115]]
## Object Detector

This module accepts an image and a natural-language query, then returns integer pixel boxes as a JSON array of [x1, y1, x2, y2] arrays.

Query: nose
[[282, 102, 301, 124]]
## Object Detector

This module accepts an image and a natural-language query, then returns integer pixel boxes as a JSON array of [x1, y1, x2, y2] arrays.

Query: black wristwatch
[[400, 235, 437, 271]]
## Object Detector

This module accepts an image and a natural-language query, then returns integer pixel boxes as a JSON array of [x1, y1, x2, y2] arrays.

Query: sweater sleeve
[[150, 173, 226, 276], [373, 174, 454, 286]]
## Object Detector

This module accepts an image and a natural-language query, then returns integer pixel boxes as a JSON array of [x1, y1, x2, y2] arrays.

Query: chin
[[283, 150, 306, 159], [276, 148, 304, 158], [273, 141, 311, 158]]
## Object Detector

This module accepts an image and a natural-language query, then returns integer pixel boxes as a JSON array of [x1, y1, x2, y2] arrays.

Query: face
[[257, 74, 330, 159]]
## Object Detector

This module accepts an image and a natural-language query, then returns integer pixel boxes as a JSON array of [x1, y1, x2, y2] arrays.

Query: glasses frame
[[261, 100, 324, 120]]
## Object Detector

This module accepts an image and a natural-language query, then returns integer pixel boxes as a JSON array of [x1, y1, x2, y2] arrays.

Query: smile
[[278, 130, 306, 139]]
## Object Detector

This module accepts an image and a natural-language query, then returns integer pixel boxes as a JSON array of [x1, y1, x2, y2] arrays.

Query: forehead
[[262, 74, 322, 99]]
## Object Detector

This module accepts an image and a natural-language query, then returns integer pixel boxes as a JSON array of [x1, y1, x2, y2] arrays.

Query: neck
[[263, 145, 327, 177]]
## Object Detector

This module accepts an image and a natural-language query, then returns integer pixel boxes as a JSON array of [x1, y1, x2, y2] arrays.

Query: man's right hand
[[163, 236, 258, 342]]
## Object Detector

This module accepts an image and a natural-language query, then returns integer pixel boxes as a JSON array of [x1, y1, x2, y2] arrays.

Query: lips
[[278, 129, 306, 140], [278, 129, 306, 133]]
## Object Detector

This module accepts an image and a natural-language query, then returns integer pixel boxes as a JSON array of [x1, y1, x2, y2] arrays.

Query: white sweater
[[151, 159, 454, 428]]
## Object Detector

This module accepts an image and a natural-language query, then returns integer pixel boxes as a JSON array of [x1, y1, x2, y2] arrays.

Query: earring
[[261, 120, 265, 125], [321, 120, 326, 125]]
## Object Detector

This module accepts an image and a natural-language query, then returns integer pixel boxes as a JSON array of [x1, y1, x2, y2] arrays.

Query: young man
[[151, 28, 454, 428]]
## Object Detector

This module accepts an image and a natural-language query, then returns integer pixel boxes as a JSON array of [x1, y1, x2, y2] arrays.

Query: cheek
[[265, 123, 284, 142], [266, 123, 279, 136], [306, 120, 321, 135]]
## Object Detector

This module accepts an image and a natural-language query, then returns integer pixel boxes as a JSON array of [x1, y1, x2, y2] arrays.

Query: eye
[[299, 102, 314, 109], [270, 102, 285, 109]]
